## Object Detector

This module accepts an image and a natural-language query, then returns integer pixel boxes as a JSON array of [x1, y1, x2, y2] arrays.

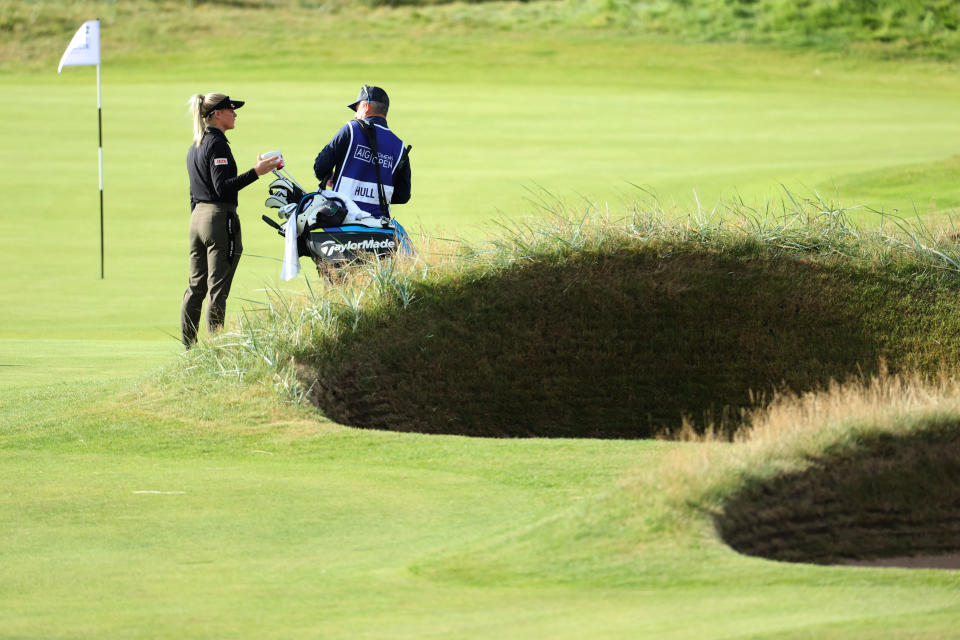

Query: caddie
[[313, 85, 412, 219]]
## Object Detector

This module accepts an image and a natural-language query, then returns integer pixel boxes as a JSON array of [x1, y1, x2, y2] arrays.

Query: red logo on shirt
[[214, 158, 229, 166]]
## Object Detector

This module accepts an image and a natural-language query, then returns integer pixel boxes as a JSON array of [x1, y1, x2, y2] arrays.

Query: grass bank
[[690, 371, 960, 566], [5, 0, 960, 71], [408, 371, 960, 589], [173, 194, 960, 437]]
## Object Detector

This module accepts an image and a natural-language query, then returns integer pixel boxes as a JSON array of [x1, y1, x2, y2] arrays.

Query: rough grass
[[588, 0, 960, 58], [167, 193, 960, 439], [4, 0, 960, 74], [721, 424, 960, 563], [663, 370, 960, 564], [299, 245, 960, 437]]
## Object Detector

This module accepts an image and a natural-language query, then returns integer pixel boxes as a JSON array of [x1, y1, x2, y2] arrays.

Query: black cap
[[348, 85, 389, 111], [205, 96, 245, 117]]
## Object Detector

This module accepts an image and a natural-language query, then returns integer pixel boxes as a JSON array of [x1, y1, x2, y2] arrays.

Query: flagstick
[[97, 61, 104, 279], [58, 19, 103, 278]]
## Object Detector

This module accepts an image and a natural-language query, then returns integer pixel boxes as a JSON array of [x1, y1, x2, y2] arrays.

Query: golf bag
[[262, 168, 413, 266]]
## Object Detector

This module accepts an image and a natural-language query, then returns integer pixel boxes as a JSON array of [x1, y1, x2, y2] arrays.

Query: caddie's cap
[[348, 85, 389, 111], [205, 95, 245, 117]]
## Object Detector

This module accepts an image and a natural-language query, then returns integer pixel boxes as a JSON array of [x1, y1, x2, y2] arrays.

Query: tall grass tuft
[[158, 230, 455, 398], [663, 368, 960, 562]]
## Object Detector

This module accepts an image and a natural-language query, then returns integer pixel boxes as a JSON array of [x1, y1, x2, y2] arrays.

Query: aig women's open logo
[[352, 145, 394, 169]]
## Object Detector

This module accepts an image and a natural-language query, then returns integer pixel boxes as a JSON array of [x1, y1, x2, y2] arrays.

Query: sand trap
[[843, 554, 960, 570]]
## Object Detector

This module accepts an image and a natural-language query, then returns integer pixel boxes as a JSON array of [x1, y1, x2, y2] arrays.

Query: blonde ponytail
[[187, 92, 227, 147]]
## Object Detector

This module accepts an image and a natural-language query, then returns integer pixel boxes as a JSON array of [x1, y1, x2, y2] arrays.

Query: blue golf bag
[[262, 168, 413, 266]]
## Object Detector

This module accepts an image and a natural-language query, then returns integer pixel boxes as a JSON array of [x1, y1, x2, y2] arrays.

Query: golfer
[[313, 85, 411, 218], [181, 92, 280, 348]]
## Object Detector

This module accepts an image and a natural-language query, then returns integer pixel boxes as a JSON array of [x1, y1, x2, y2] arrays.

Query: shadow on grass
[[715, 423, 960, 564], [297, 246, 960, 438]]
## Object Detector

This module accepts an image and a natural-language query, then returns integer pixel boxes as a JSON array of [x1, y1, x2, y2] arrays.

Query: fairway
[[3, 3, 960, 637], [3, 383, 959, 638]]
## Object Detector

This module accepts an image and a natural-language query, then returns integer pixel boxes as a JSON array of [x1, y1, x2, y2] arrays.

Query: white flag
[[280, 219, 301, 281], [58, 20, 100, 73]]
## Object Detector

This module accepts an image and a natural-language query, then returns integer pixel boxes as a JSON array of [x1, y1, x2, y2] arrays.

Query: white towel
[[280, 219, 300, 281]]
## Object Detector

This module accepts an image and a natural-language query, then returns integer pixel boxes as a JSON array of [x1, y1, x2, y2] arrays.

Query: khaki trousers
[[180, 202, 242, 347]]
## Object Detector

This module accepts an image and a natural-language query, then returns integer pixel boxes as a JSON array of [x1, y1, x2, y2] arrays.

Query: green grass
[[581, 0, 960, 58], [4, 36, 960, 342], [3, 375, 960, 638], [3, 1, 960, 637], [5, 0, 960, 64], [0, 339, 179, 391], [821, 155, 960, 220], [170, 200, 960, 437]]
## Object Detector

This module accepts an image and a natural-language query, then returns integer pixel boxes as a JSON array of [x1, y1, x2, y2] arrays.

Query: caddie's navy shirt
[[187, 126, 259, 211], [313, 116, 411, 212]]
